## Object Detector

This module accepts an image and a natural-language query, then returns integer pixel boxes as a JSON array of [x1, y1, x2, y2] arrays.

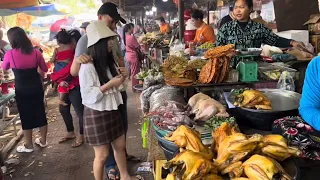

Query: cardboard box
[[310, 34, 320, 54], [276, 30, 309, 45], [304, 14, 320, 34]]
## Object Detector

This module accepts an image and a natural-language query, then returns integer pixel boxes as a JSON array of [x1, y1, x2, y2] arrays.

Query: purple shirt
[[2, 49, 48, 72]]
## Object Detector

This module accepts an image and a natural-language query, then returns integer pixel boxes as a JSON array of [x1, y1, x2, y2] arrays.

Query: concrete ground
[[3, 89, 153, 180]]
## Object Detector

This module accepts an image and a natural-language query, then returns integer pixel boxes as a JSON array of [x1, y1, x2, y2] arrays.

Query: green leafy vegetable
[[204, 116, 237, 131]]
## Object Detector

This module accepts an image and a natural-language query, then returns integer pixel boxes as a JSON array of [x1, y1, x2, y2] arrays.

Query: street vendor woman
[[216, 0, 304, 49], [192, 9, 215, 45], [158, 17, 171, 34]]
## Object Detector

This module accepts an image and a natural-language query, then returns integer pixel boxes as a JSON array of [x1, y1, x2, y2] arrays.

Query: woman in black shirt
[[216, 0, 304, 49]]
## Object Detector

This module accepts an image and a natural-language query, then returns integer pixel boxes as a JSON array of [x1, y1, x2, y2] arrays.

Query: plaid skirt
[[83, 106, 124, 146]]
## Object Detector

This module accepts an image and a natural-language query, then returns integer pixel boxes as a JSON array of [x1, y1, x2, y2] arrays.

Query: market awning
[[0, 4, 70, 17]]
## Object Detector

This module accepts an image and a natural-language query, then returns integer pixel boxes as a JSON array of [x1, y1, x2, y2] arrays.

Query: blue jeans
[[105, 91, 128, 170]]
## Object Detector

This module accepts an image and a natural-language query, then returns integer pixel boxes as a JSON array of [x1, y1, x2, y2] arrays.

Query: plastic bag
[[277, 71, 295, 91], [143, 73, 164, 89], [149, 86, 186, 112], [140, 84, 164, 113]]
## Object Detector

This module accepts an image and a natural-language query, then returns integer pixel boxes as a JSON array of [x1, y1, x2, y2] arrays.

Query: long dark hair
[[123, 24, 133, 46], [87, 38, 118, 85], [7, 27, 33, 54]]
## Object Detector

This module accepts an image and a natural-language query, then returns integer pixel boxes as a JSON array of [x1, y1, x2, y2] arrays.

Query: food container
[[258, 64, 297, 80], [236, 48, 262, 56], [227, 89, 301, 130]]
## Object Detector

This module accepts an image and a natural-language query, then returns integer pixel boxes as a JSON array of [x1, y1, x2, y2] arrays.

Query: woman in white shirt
[[79, 21, 143, 180]]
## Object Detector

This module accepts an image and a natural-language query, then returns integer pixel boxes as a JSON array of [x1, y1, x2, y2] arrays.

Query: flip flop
[[58, 136, 75, 144], [106, 167, 120, 180], [71, 141, 83, 148], [127, 155, 141, 163], [134, 175, 144, 180]]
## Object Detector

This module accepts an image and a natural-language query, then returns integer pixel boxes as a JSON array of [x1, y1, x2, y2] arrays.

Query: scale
[[235, 54, 259, 82]]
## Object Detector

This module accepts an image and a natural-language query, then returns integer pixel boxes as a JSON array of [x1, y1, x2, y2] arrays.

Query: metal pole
[[178, 0, 184, 42], [119, 0, 122, 8], [207, 1, 210, 25]]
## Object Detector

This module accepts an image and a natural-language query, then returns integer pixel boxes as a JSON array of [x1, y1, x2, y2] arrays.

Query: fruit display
[[198, 42, 215, 50], [234, 89, 272, 110], [262, 69, 282, 80], [162, 122, 299, 180]]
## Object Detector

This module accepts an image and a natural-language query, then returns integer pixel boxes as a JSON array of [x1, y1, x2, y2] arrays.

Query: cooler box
[[184, 30, 196, 45]]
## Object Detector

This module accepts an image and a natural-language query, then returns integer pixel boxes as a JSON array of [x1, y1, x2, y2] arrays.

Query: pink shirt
[[125, 34, 140, 62], [2, 49, 48, 72]]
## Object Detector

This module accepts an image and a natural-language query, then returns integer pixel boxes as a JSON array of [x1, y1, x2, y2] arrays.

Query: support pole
[[178, 0, 184, 42]]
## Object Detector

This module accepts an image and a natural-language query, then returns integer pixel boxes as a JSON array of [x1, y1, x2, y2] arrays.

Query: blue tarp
[[0, 4, 69, 16]]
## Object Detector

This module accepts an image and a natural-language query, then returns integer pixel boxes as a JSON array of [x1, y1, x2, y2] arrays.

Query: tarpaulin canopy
[[0, 0, 38, 9], [0, 4, 70, 17]]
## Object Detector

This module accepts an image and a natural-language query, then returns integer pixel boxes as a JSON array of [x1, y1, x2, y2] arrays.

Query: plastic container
[[158, 141, 179, 160], [238, 61, 258, 82], [155, 131, 178, 152]]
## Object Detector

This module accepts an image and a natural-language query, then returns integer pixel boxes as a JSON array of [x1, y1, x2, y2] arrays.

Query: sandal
[[127, 155, 141, 163], [71, 141, 83, 148], [133, 175, 144, 180], [17, 144, 34, 153], [35, 138, 48, 148], [58, 136, 75, 144], [106, 167, 120, 180]]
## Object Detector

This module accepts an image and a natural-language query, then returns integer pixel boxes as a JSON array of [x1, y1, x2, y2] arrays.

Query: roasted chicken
[[257, 135, 300, 161], [163, 150, 217, 180], [165, 125, 212, 158], [215, 133, 263, 171], [242, 155, 292, 180], [212, 122, 239, 152], [234, 90, 272, 110]]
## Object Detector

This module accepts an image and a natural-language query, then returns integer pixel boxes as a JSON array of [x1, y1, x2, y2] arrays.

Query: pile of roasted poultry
[[163, 123, 300, 180], [199, 44, 235, 84], [234, 89, 272, 110]]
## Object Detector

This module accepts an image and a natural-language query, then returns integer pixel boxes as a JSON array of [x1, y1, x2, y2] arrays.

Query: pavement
[[3, 88, 153, 180]]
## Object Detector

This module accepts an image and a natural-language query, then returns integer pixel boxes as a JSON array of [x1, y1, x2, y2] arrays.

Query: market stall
[[137, 42, 316, 180]]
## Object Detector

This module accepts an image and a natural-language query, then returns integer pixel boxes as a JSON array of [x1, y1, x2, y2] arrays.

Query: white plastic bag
[[277, 71, 295, 91]]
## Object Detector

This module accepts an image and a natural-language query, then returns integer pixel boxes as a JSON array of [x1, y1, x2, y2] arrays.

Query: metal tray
[[228, 89, 301, 112]]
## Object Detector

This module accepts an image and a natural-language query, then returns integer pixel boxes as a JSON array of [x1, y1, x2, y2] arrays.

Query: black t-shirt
[[218, 15, 233, 29]]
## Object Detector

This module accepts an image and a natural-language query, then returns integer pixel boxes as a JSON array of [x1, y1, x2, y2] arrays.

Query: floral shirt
[[216, 20, 290, 49]]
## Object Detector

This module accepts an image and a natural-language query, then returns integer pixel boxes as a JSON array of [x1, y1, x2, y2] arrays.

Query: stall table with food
[[137, 43, 316, 180]]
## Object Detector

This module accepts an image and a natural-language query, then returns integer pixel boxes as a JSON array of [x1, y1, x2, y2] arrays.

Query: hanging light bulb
[[152, 6, 157, 12], [149, 11, 154, 15], [166, 12, 169, 16], [146, 11, 150, 16], [163, 0, 168, 2]]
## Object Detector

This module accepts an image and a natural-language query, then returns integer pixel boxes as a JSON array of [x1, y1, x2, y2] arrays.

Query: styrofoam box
[[276, 30, 309, 45]]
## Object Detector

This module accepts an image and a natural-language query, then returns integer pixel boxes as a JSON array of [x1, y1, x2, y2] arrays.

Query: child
[[51, 29, 75, 106]]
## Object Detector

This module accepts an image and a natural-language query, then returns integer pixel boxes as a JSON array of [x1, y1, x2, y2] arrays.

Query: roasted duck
[[165, 125, 212, 158], [242, 155, 292, 180], [234, 90, 272, 110], [163, 150, 217, 180], [257, 135, 300, 161]]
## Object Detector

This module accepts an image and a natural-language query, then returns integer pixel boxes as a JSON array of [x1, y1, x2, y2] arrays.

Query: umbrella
[[31, 15, 63, 28], [0, 3, 70, 17]]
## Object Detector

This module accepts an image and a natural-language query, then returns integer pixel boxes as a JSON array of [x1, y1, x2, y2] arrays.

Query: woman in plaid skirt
[[79, 21, 143, 180]]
